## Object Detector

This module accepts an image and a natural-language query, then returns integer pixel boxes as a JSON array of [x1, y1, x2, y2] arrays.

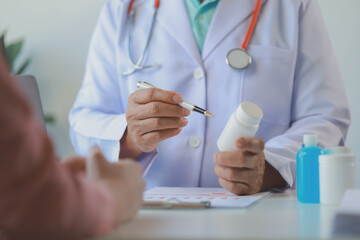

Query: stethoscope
[[121, 0, 262, 76], [226, 0, 262, 70], [122, 0, 160, 76]]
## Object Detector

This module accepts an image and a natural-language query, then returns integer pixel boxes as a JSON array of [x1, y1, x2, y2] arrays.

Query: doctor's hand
[[121, 88, 190, 158], [87, 146, 146, 224], [214, 137, 286, 195]]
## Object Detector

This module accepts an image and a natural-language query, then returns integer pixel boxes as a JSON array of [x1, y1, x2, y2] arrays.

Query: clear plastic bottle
[[296, 135, 323, 203], [217, 102, 263, 152]]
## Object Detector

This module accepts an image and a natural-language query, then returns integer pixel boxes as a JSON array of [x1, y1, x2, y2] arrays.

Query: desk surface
[[95, 190, 341, 240]]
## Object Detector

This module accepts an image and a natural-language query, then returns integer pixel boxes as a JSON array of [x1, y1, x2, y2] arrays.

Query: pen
[[137, 81, 214, 117], [143, 200, 211, 209]]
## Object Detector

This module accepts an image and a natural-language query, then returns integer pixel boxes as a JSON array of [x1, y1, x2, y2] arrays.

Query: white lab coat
[[69, 0, 350, 189]]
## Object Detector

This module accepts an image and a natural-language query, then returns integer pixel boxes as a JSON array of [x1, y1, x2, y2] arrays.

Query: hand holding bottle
[[214, 137, 266, 195]]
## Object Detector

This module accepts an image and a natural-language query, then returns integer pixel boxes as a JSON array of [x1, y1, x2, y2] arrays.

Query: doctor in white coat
[[69, 0, 350, 194]]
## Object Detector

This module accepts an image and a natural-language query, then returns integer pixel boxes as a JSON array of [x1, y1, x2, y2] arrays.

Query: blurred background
[[1, 0, 359, 186]]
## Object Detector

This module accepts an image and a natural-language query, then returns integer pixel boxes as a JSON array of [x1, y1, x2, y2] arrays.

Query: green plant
[[0, 31, 55, 125], [0, 31, 31, 74]]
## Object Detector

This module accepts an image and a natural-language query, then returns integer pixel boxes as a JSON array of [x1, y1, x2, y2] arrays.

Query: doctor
[[69, 0, 350, 194]]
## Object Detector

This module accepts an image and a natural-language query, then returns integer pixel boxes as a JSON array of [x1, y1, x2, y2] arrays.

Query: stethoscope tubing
[[242, 0, 262, 50], [122, 0, 262, 75], [121, 1, 160, 76]]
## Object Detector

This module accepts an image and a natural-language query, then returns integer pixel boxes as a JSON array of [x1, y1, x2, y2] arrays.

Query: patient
[[0, 53, 145, 240]]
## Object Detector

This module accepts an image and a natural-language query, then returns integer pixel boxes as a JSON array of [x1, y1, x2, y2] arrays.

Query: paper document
[[143, 187, 270, 208]]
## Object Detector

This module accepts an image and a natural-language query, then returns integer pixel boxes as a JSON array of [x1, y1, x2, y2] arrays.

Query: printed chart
[[144, 187, 271, 208]]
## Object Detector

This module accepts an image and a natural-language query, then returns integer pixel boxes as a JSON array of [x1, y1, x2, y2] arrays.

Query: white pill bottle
[[217, 102, 263, 152], [319, 147, 356, 205]]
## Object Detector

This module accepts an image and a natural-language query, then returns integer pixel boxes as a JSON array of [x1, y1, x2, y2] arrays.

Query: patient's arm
[[0, 55, 114, 240]]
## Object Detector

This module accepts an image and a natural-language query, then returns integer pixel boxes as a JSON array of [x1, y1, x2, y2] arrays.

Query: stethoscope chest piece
[[226, 48, 252, 70]]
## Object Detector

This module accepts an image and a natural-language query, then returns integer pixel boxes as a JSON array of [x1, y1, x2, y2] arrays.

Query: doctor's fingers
[[214, 165, 262, 184], [214, 151, 260, 169], [137, 128, 183, 152], [218, 177, 254, 196], [133, 117, 188, 134], [131, 88, 183, 104], [129, 102, 190, 119], [236, 137, 265, 154]]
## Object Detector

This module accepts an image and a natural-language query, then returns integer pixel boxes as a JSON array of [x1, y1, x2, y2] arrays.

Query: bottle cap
[[319, 153, 356, 165], [303, 135, 318, 147], [324, 146, 351, 155], [235, 102, 263, 127]]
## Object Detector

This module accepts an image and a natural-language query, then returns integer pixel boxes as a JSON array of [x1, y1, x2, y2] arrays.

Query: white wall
[[1, 0, 359, 186], [0, 0, 108, 156], [317, 0, 360, 187]]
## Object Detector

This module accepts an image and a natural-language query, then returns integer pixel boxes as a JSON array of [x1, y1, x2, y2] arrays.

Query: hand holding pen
[[119, 81, 213, 159], [137, 81, 214, 117], [120, 82, 191, 158]]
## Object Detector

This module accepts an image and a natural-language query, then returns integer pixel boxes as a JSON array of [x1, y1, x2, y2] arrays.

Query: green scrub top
[[184, 0, 219, 53]]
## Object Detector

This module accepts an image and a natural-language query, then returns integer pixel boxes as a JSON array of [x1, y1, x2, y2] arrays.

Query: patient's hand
[[87, 146, 146, 224], [62, 156, 86, 174]]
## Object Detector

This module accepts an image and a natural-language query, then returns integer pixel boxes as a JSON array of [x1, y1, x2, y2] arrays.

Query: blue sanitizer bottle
[[296, 135, 322, 203]]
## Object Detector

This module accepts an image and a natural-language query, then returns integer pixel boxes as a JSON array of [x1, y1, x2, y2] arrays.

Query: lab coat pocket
[[242, 45, 295, 126]]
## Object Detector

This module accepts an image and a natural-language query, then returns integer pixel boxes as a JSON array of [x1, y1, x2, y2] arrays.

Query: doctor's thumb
[[86, 145, 109, 180]]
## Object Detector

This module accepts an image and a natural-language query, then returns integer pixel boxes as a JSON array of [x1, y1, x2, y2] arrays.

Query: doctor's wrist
[[260, 161, 287, 191], [119, 128, 143, 159]]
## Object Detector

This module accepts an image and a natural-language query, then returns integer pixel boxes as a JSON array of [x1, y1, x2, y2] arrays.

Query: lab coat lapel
[[154, 0, 202, 66], [202, 0, 266, 60]]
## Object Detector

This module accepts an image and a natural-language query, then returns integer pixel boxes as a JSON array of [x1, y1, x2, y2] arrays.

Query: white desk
[[95, 190, 342, 240]]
